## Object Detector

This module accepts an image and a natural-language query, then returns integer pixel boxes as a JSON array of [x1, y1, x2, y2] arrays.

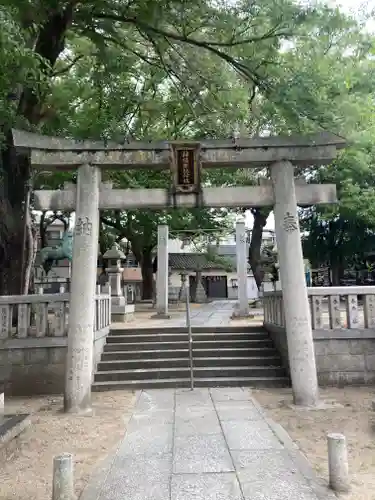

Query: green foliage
[[2, 0, 375, 293], [204, 246, 235, 273], [0, 5, 44, 132]]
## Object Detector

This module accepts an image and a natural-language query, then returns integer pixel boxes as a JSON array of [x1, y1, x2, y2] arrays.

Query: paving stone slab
[[232, 449, 306, 483], [98, 453, 172, 500], [175, 415, 221, 436], [175, 388, 210, 395], [173, 433, 234, 473], [128, 409, 175, 430], [240, 479, 320, 500], [210, 387, 250, 402], [118, 423, 173, 456], [176, 388, 212, 407], [214, 401, 262, 421], [175, 405, 217, 420], [136, 391, 174, 412], [221, 420, 283, 450], [171, 473, 243, 500]]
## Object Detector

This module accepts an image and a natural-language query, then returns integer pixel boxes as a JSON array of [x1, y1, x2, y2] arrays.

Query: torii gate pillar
[[232, 219, 249, 318], [64, 164, 100, 413], [271, 160, 319, 407]]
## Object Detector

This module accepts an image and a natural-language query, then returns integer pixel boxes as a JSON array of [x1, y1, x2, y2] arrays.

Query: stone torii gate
[[13, 129, 345, 412]]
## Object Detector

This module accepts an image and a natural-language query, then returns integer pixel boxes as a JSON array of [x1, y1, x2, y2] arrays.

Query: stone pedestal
[[271, 160, 319, 406], [154, 224, 170, 318], [65, 164, 100, 413], [103, 245, 134, 322], [232, 219, 249, 318]]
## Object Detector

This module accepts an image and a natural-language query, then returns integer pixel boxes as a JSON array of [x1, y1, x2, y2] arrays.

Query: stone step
[[103, 339, 274, 352], [94, 366, 286, 382], [92, 376, 290, 391], [109, 325, 265, 335], [101, 347, 279, 361], [106, 332, 269, 343], [97, 356, 282, 371]]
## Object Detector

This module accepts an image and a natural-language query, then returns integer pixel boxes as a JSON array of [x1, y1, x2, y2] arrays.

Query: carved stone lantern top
[[103, 245, 126, 270], [103, 245, 126, 260]]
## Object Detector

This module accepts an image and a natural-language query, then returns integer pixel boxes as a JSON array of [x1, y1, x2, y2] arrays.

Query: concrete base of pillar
[[111, 296, 126, 308], [231, 302, 250, 319], [231, 310, 251, 319], [151, 312, 171, 319], [111, 304, 135, 323]]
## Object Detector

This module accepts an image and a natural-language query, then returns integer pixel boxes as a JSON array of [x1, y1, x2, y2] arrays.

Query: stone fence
[[0, 291, 111, 395], [264, 287, 375, 386]]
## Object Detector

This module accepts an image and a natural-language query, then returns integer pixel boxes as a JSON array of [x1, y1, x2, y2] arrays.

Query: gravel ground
[[0, 390, 137, 500], [253, 386, 375, 500]]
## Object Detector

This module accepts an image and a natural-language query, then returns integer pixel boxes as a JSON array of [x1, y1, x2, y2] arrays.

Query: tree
[[254, 9, 375, 285], [44, 4, 375, 291], [0, 0, 341, 295], [283, 14, 375, 282], [301, 134, 375, 283]]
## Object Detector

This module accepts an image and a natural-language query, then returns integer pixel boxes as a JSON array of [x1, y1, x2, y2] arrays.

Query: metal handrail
[[184, 282, 194, 391]]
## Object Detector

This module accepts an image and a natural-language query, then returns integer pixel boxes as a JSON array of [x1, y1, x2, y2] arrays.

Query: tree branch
[[90, 13, 271, 88], [52, 54, 85, 76], [93, 13, 293, 47]]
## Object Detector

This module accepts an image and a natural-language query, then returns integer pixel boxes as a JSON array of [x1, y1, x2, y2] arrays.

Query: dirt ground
[[253, 387, 375, 500], [0, 390, 137, 500]]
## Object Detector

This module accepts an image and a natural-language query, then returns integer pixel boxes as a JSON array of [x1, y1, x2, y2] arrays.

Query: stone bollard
[[327, 433, 349, 493], [52, 453, 74, 500]]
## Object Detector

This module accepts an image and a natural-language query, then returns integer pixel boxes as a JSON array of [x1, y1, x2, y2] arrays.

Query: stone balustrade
[[264, 286, 375, 331], [0, 292, 111, 339], [263, 287, 375, 386], [0, 291, 111, 395], [94, 293, 111, 332]]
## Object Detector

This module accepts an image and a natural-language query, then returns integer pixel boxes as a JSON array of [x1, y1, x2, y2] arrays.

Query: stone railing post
[[0, 391, 4, 418], [346, 294, 359, 329], [35, 287, 48, 337]]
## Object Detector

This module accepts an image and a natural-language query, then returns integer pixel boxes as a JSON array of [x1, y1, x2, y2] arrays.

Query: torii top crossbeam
[[13, 129, 346, 170]]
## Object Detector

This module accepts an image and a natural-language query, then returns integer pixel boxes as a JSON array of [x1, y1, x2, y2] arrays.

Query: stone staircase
[[92, 326, 290, 391]]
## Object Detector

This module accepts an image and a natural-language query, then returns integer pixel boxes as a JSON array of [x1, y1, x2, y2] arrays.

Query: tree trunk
[[330, 262, 345, 286], [0, 128, 30, 295], [140, 251, 154, 300], [0, 5, 74, 295], [248, 208, 271, 290]]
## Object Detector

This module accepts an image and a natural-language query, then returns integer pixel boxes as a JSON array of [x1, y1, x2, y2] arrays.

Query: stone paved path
[[164, 300, 263, 327], [82, 388, 334, 500], [112, 300, 263, 330], [170, 300, 239, 327]]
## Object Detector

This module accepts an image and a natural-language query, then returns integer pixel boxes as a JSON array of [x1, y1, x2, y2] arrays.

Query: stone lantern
[[194, 264, 207, 303], [103, 245, 127, 322]]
